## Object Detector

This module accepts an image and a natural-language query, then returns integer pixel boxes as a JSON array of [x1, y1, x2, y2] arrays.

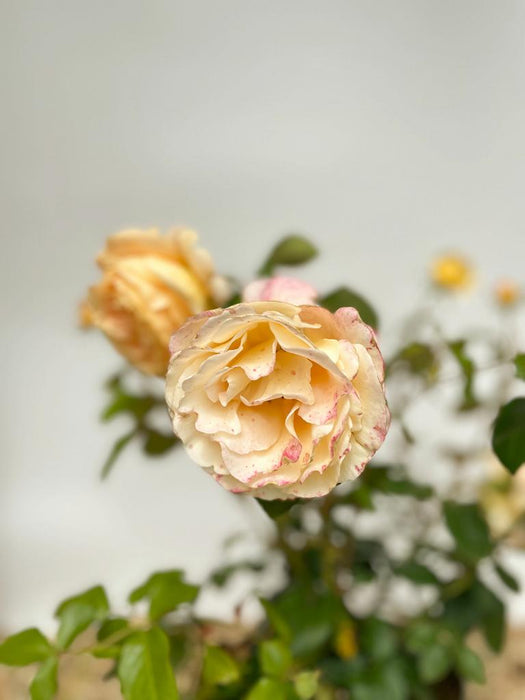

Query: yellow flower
[[165, 302, 390, 500], [81, 228, 229, 376], [430, 253, 473, 291], [494, 279, 521, 307]]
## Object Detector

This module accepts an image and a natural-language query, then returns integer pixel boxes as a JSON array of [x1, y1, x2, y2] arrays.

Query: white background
[[2, 1, 525, 632]]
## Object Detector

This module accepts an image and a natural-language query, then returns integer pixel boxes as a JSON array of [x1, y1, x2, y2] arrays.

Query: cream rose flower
[[165, 302, 390, 500], [81, 228, 230, 376]]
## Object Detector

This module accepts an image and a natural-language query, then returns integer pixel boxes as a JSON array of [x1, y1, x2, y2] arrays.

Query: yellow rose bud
[[430, 253, 473, 291], [494, 279, 521, 307], [81, 228, 229, 376]]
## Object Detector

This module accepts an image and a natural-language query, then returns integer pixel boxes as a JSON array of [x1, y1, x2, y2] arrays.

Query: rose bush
[[81, 228, 229, 376], [4, 232, 524, 700], [165, 301, 389, 499]]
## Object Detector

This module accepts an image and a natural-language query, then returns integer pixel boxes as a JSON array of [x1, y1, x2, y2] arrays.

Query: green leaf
[[129, 570, 199, 620], [118, 628, 178, 700], [345, 484, 375, 510], [417, 643, 453, 684], [379, 478, 433, 499], [319, 287, 379, 329], [337, 657, 410, 700], [376, 657, 411, 700], [390, 342, 438, 381], [293, 670, 319, 699], [30, 658, 58, 700], [352, 562, 376, 583], [202, 646, 240, 686], [293, 598, 343, 658], [492, 398, 525, 473], [405, 621, 437, 654], [101, 430, 136, 479], [364, 466, 433, 499], [210, 560, 265, 587], [319, 657, 365, 687], [142, 430, 178, 456], [92, 645, 121, 659], [394, 562, 439, 586], [226, 292, 242, 306], [268, 586, 344, 660], [256, 498, 300, 519], [442, 587, 480, 638], [473, 581, 505, 652], [494, 563, 520, 592], [444, 581, 505, 652], [258, 639, 293, 679], [443, 501, 493, 562], [350, 540, 387, 584], [246, 677, 290, 700], [514, 354, 525, 380], [292, 619, 333, 659], [455, 645, 485, 684], [168, 634, 188, 668], [448, 340, 478, 410], [0, 629, 53, 667], [260, 600, 292, 643], [97, 617, 129, 642], [55, 586, 109, 650], [258, 234, 318, 276], [359, 618, 399, 661], [102, 390, 156, 422]]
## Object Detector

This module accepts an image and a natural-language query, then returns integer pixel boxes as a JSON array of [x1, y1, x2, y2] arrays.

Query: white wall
[[2, 0, 525, 632]]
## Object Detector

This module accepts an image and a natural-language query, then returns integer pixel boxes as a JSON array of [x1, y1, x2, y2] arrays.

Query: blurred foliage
[[100, 374, 179, 478], [388, 342, 439, 383], [514, 353, 525, 380], [1, 456, 515, 699]]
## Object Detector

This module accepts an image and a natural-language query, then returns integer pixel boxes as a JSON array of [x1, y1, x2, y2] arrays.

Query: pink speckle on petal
[[330, 429, 344, 456], [373, 424, 387, 439], [284, 438, 302, 463]]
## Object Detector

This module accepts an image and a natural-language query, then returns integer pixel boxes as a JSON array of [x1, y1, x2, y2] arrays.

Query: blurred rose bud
[[242, 276, 318, 306], [165, 302, 390, 500], [430, 253, 473, 291], [494, 279, 521, 307], [81, 228, 230, 376]]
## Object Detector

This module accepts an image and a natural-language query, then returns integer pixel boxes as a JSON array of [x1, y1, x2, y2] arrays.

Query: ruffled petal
[[241, 353, 314, 405]]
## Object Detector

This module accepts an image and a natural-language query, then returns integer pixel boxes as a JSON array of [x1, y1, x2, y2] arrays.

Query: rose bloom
[[165, 302, 390, 500], [81, 228, 229, 376]]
